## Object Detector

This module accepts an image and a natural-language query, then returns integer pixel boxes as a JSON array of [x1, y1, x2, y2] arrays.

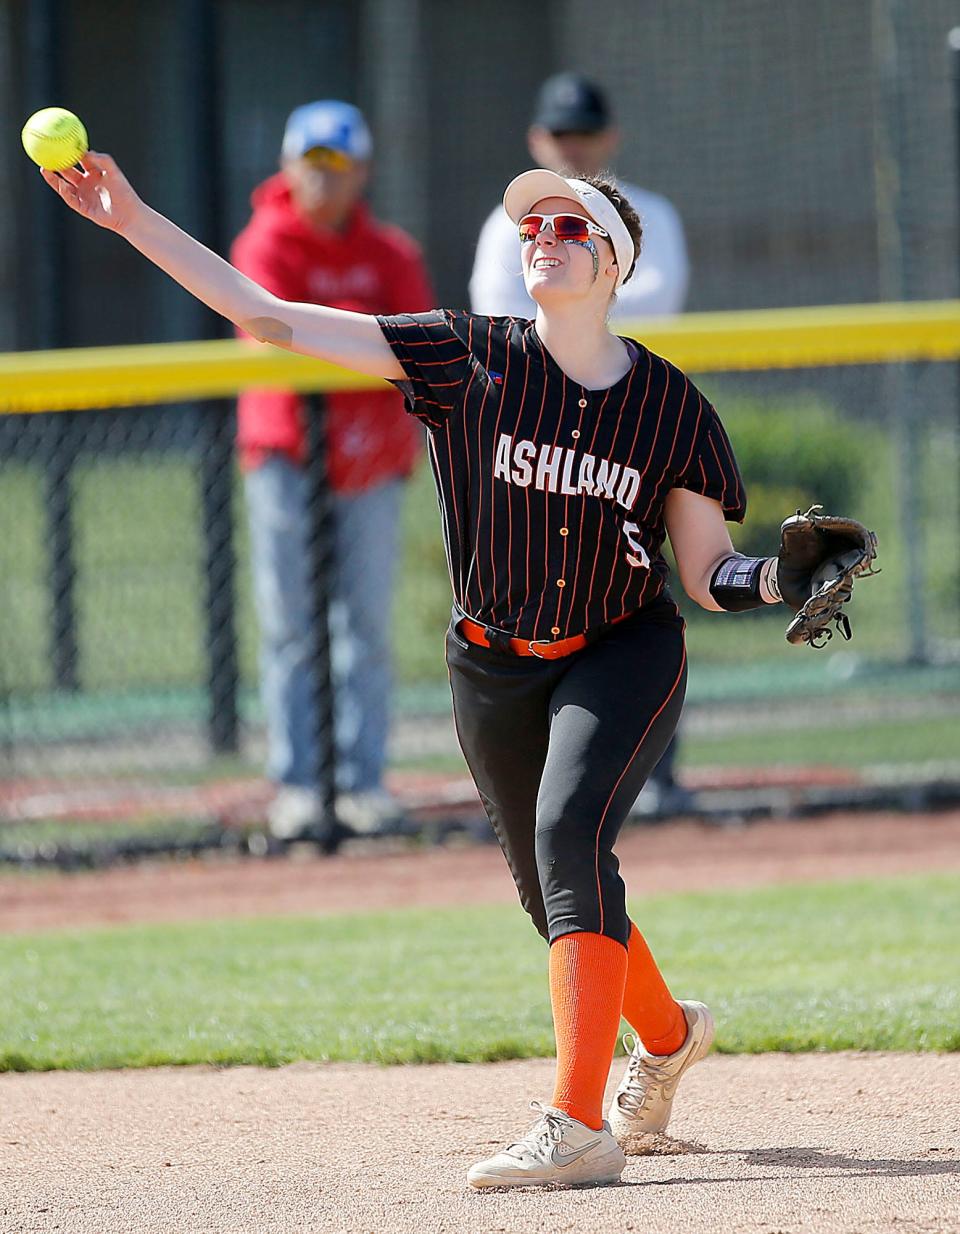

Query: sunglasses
[[302, 146, 355, 172], [518, 212, 610, 244]]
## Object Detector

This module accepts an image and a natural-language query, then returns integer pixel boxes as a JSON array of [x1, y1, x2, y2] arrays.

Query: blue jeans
[[244, 455, 403, 792]]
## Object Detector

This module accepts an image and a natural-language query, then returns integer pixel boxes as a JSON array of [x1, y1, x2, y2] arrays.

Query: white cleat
[[608, 1000, 715, 1148], [267, 785, 324, 840], [335, 787, 408, 835], [467, 1102, 626, 1190]]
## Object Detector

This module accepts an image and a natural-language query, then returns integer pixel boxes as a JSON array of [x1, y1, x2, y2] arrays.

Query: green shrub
[[718, 394, 869, 556]]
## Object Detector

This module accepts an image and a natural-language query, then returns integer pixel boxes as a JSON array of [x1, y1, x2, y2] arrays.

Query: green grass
[[0, 815, 223, 850], [0, 873, 956, 1071], [385, 706, 960, 777], [682, 712, 960, 768]]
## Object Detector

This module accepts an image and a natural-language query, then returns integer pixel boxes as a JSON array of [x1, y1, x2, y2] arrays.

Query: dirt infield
[[1, 1054, 957, 1234], [2, 811, 959, 1233]]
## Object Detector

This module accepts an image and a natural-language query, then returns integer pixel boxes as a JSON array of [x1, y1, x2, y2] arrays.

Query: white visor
[[502, 169, 635, 291]]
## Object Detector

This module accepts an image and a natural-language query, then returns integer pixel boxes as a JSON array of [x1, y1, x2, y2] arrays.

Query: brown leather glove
[[775, 506, 879, 647]]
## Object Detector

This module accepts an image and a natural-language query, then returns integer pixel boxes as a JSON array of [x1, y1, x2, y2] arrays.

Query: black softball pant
[[445, 600, 687, 948]]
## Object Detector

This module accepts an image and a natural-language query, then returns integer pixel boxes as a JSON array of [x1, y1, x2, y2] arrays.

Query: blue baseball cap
[[281, 100, 373, 163]]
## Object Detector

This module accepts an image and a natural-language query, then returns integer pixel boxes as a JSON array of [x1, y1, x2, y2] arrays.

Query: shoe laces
[[507, 1101, 570, 1158], [617, 1032, 676, 1115]]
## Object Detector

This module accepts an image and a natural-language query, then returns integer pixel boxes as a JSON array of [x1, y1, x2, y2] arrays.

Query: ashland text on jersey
[[377, 311, 746, 643], [493, 433, 643, 511]]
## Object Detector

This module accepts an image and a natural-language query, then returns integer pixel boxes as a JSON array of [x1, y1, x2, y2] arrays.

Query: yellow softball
[[21, 107, 89, 172]]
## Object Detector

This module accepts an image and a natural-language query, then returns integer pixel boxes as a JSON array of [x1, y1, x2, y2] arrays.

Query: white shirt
[[468, 179, 689, 321]]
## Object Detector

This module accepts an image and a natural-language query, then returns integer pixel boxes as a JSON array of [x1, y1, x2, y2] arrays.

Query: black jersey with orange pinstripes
[[377, 309, 746, 642]]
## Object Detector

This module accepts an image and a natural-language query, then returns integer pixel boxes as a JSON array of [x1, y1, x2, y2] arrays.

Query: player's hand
[[40, 151, 142, 235]]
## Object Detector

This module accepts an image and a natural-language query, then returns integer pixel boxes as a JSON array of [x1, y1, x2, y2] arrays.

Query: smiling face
[[520, 195, 620, 309]]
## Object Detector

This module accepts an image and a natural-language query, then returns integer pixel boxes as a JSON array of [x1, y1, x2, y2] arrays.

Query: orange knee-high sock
[[549, 932, 628, 1131], [619, 921, 687, 1056]]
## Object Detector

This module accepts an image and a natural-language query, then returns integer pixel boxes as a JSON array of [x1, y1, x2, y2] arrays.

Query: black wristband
[[709, 555, 767, 612]]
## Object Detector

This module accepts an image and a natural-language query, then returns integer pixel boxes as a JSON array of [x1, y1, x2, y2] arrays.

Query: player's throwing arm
[[35, 145, 402, 380]]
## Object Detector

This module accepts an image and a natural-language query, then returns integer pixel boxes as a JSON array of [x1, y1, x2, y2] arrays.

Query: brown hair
[[578, 173, 643, 284]]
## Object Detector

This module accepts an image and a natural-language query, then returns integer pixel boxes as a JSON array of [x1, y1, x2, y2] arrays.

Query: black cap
[[532, 72, 610, 133]]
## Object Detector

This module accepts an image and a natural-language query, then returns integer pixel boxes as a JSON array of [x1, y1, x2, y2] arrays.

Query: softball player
[[45, 154, 783, 1190]]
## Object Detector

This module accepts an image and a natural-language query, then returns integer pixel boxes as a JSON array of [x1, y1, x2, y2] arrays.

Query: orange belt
[[458, 614, 630, 661]]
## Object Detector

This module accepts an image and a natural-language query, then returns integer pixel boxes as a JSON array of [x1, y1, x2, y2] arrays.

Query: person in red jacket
[[231, 101, 434, 838]]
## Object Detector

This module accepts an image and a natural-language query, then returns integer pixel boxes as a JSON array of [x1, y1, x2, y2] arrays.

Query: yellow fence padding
[[1, 300, 959, 414]]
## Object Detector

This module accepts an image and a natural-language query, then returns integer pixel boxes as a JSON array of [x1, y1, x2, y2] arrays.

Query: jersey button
[[571, 430, 581, 440], [557, 579, 566, 588], [578, 397, 588, 409], [551, 627, 561, 636], [559, 527, 569, 536]]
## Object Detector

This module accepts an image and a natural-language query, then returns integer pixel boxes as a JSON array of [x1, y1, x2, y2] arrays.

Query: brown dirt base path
[[2, 812, 959, 1232], [1, 1054, 957, 1234]]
